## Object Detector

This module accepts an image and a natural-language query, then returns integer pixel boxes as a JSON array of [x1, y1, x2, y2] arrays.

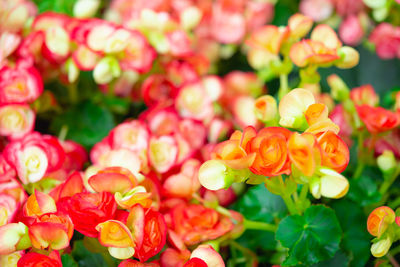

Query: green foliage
[[348, 175, 382, 207], [71, 240, 110, 267], [332, 200, 371, 267], [61, 254, 79, 267], [276, 205, 342, 266], [33, 0, 78, 15], [232, 184, 287, 252], [50, 100, 115, 149]]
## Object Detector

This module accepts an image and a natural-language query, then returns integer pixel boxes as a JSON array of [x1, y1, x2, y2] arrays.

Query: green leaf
[[71, 240, 110, 267], [102, 95, 131, 115], [33, 0, 78, 15], [276, 205, 342, 266], [348, 175, 381, 207], [231, 184, 287, 251], [50, 100, 115, 149], [61, 254, 79, 267], [310, 250, 349, 267], [331, 200, 371, 267]]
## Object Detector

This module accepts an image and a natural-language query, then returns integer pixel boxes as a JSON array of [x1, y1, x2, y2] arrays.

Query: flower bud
[[198, 160, 234, 191], [367, 206, 395, 237], [318, 167, 349, 199], [377, 150, 397, 175], [363, 0, 387, 9], [93, 56, 121, 85], [64, 58, 79, 84], [0, 222, 31, 254], [73, 0, 100, 19], [108, 246, 135, 260], [0, 251, 23, 266], [373, 7, 389, 22], [180, 6, 202, 31], [371, 234, 392, 258], [335, 46, 360, 69], [327, 74, 350, 101], [254, 95, 278, 123], [310, 177, 321, 199]]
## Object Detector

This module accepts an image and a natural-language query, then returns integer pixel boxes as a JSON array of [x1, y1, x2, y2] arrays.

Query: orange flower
[[367, 206, 395, 237], [168, 203, 233, 246], [212, 126, 256, 169], [317, 131, 349, 173], [245, 127, 292, 176], [356, 105, 400, 134], [288, 132, 322, 177]]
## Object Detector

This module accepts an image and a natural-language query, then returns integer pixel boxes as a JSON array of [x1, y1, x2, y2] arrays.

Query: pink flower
[[0, 64, 43, 104], [369, 23, 400, 59], [339, 15, 364, 46]]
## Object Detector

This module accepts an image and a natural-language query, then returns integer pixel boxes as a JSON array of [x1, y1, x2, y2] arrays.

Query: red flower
[[17, 251, 62, 267], [356, 105, 400, 134], [57, 192, 117, 237], [134, 208, 167, 262]]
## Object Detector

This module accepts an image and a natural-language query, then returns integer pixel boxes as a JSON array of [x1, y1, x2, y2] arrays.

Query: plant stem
[[68, 84, 78, 104], [278, 74, 289, 100], [277, 175, 299, 215], [230, 241, 258, 267], [243, 219, 277, 232], [387, 253, 400, 267], [353, 162, 365, 179], [299, 184, 308, 202], [281, 193, 298, 215], [379, 167, 400, 196]]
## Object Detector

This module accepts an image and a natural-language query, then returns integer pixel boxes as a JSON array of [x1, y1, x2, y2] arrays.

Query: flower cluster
[[199, 88, 350, 200]]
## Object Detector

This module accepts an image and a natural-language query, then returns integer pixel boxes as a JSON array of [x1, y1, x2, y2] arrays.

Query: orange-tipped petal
[[29, 222, 69, 250], [115, 186, 152, 209], [24, 190, 57, 217], [190, 245, 225, 267], [89, 172, 134, 194], [311, 24, 342, 50], [58, 172, 84, 200], [305, 103, 329, 125], [289, 40, 313, 67], [288, 132, 321, 177], [367, 206, 396, 237], [288, 13, 313, 39], [279, 88, 315, 128], [96, 220, 135, 248], [127, 205, 145, 249]]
